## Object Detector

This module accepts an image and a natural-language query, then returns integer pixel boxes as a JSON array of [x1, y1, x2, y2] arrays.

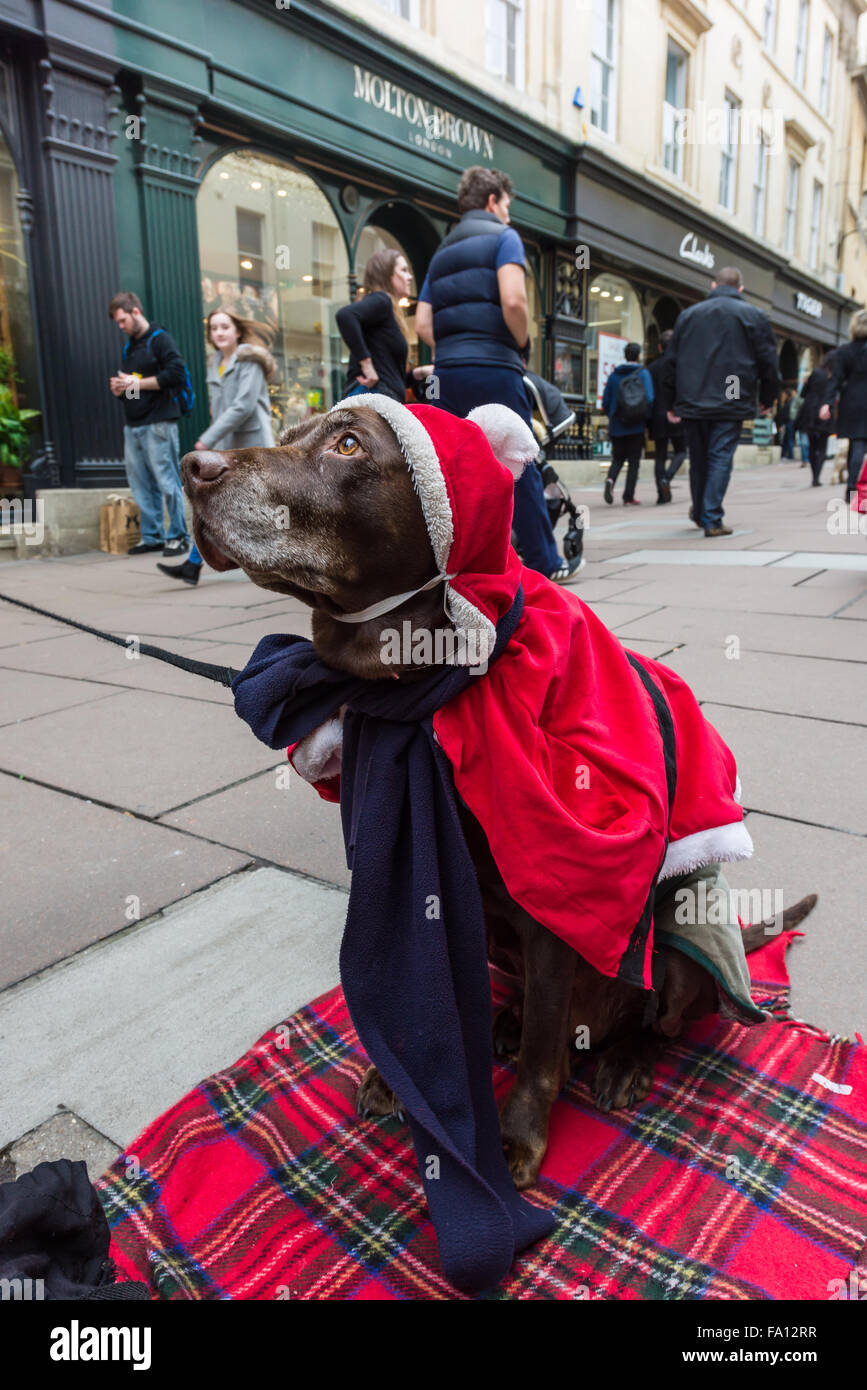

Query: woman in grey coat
[[158, 309, 277, 585]]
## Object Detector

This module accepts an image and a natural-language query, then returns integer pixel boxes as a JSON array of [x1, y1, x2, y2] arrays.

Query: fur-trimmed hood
[[235, 342, 278, 382]]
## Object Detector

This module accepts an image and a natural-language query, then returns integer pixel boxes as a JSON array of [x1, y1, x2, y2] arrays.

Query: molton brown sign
[[352, 65, 494, 161]]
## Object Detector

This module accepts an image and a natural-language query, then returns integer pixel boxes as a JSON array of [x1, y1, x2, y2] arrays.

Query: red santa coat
[[290, 397, 752, 991]]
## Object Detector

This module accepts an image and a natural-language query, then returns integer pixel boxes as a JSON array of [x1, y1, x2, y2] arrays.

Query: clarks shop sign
[[795, 291, 822, 320], [353, 66, 495, 161], [679, 232, 715, 270]]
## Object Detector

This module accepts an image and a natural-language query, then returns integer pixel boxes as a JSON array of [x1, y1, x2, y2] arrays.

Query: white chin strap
[[327, 571, 455, 625]]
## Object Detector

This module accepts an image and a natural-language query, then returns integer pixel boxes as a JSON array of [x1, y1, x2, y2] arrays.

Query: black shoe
[[162, 538, 190, 557], [550, 553, 586, 584], [657, 481, 672, 505], [127, 541, 164, 556], [157, 559, 201, 586], [603, 479, 614, 505]]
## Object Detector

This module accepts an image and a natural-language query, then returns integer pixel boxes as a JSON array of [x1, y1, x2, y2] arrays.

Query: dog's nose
[[182, 451, 229, 488]]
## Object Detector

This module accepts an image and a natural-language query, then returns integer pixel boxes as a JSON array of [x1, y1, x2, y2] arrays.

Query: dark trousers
[[607, 432, 643, 500], [846, 438, 867, 498], [684, 417, 742, 528], [654, 431, 687, 486], [434, 364, 559, 575], [806, 433, 826, 484]]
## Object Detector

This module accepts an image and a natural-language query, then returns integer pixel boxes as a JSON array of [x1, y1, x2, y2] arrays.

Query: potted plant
[[0, 385, 40, 489]]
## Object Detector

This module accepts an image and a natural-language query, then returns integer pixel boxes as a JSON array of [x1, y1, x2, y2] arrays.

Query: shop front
[[573, 146, 854, 456], [1, 0, 573, 489]]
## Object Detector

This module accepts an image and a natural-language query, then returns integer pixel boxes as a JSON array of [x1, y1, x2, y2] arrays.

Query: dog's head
[[182, 405, 440, 678]]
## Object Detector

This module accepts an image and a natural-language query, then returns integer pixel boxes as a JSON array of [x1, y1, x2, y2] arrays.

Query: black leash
[[0, 590, 241, 688]]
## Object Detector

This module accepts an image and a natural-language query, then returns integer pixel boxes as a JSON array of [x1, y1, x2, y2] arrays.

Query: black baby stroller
[[522, 371, 585, 563]]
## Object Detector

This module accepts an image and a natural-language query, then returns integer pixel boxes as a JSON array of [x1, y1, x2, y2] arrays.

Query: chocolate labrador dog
[[182, 405, 816, 1190]]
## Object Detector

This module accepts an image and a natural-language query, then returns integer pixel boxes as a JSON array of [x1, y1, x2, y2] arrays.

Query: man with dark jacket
[[601, 342, 654, 505], [415, 166, 582, 583], [647, 329, 686, 503], [108, 291, 191, 556], [662, 267, 780, 536]]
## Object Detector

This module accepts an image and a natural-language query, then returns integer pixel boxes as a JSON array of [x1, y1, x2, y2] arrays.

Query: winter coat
[[823, 338, 867, 439], [601, 361, 654, 437], [119, 321, 185, 425], [647, 354, 684, 441], [661, 284, 781, 420], [198, 344, 277, 450], [796, 369, 834, 435]]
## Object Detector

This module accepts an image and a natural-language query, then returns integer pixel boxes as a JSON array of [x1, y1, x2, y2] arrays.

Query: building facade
[[3, 0, 867, 489]]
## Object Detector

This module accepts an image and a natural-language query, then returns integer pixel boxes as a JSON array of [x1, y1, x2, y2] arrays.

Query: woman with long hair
[[819, 309, 867, 499], [157, 307, 277, 586], [796, 352, 835, 486], [336, 249, 413, 402]]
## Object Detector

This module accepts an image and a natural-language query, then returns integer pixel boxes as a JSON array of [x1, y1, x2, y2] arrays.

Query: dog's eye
[[336, 434, 360, 455]]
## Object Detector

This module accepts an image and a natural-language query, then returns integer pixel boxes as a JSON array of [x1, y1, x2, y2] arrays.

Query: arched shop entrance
[[197, 148, 352, 432], [778, 338, 799, 389]]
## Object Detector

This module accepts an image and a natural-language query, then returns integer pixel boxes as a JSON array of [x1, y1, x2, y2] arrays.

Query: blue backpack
[[124, 326, 196, 416]]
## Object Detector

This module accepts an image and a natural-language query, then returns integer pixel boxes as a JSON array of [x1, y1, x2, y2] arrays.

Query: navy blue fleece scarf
[[231, 589, 554, 1291]]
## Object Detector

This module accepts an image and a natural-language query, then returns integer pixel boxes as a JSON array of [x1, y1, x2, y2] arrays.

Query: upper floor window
[[819, 27, 833, 115], [662, 37, 688, 178], [486, 0, 525, 88], [752, 132, 768, 238], [763, 0, 776, 51], [373, 0, 421, 21], [794, 0, 809, 86], [783, 157, 800, 256], [808, 180, 823, 270], [718, 91, 740, 213], [590, 0, 618, 137]]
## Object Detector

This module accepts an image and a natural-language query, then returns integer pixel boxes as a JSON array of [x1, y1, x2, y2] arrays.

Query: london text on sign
[[353, 66, 495, 161]]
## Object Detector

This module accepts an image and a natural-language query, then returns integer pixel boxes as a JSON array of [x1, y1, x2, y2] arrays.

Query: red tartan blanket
[[97, 931, 867, 1300]]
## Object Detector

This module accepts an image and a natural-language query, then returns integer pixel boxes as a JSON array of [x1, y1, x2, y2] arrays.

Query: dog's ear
[[466, 405, 539, 479]]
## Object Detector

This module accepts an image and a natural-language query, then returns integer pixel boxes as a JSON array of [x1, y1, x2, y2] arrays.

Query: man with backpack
[[108, 291, 192, 556], [602, 342, 653, 505]]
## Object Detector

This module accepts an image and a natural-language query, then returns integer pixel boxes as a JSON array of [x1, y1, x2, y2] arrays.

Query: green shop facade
[[0, 0, 577, 489]]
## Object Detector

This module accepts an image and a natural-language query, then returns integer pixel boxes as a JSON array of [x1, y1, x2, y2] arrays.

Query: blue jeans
[[433, 364, 560, 576], [683, 417, 742, 529], [123, 420, 189, 545]]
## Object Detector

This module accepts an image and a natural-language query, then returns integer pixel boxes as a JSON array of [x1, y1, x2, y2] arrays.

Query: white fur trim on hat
[[329, 394, 496, 664], [466, 404, 539, 479], [658, 818, 754, 881]]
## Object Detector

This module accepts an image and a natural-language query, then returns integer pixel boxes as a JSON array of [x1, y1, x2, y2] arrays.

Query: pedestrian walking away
[[108, 291, 192, 557], [336, 250, 414, 403], [602, 342, 653, 505], [661, 266, 781, 536], [415, 164, 582, 583], [819, 309, 867, 501], [159, 308, 277, 586], [795, 353, 835, 487], [647, 328, 686, 503]]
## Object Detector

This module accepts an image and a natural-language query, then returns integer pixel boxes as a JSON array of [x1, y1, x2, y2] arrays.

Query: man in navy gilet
[[415, 166, 582, 583]]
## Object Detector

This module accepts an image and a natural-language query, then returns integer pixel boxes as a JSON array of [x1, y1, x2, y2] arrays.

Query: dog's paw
[[492, 1003, 522, 1057], [501, 1128, 547, 1190], [356, 1066, 406, 1123], [499, 1088, 549, 1190], [592, 1041, 657, 1113]]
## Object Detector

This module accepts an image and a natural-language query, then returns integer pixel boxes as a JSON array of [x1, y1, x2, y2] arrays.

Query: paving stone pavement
[[0, 459, 864, 1175]]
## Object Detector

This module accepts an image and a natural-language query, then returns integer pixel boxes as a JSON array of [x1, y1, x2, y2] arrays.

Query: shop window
[[784, 158, 800, 257], [590, 0, 618, 138], [752, 133, 768, 239], [662, 38, 688, 178], [486, 0, 524, 89], [718, 92, 739, 213], [197, 149, 350, 432], [586, 272, 644, 407], [525, 266, 543, 376], [808, 180, 823, 270], [373, 0, 420, 22], [819, 27, 833, 116], [794, 0, 809, 87], [0, 132, 40, 471]]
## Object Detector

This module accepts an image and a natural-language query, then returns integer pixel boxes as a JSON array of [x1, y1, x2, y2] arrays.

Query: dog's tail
[[741, 893, 818, 954]]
